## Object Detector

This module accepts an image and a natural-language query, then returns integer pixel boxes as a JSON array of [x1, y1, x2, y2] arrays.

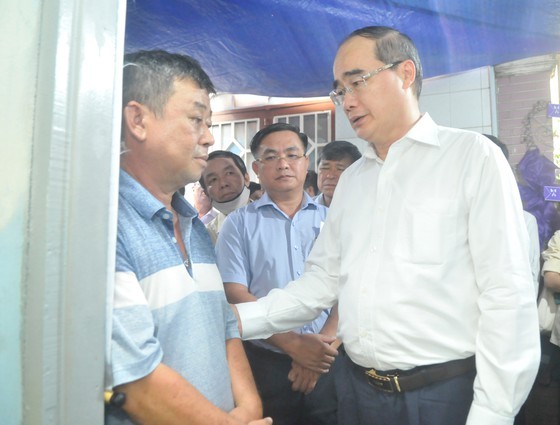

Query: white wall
[[0, 1, 41, 423], [420, 66, 496, 134], [1, 1, 126, 424]]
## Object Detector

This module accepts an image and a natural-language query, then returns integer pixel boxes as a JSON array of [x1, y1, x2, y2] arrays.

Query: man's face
[[142, 79, 214, 187], [317, 156, 354, 201], [333, 36, 406, 146], [252, 131, 309, 198], [202, 157, 249, 203]]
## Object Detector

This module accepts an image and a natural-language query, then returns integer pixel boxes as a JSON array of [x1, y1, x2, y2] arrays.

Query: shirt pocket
[[396, 198, 459, 265]]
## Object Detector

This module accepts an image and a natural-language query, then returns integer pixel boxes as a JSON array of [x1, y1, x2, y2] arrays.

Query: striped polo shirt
[[106, 170, 238, 423]]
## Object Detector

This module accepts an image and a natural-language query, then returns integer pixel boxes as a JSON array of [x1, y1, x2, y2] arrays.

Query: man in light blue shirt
[[216, 123, 339, 425], [107, 50, 269, 425]]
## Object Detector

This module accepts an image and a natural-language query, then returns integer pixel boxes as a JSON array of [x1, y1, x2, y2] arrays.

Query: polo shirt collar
[[119, 169, 197, 220], [253, 191, 319, 211]]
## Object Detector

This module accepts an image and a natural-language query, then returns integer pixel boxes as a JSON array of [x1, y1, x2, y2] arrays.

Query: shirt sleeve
[[108, 237, 163, 387], [237, 183, 344, 340], [542, 230, 560, 274], [215, 211, 250, 286], [523, 212, 541, 297], [465, 140, 540, 424]]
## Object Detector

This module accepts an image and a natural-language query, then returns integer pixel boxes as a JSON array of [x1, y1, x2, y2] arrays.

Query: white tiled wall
[[420, 66, 495, 134]]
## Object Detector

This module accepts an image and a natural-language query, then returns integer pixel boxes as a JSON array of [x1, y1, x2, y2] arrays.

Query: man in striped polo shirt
[[106, 50, 271, 425]]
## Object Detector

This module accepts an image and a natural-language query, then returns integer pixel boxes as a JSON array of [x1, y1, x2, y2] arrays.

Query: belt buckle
[[364, 369, 402, 393]]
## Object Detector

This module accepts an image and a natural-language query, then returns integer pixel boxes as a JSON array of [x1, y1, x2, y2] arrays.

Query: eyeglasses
[[256, 153, 306, 165], [329, 61, 402, 106]]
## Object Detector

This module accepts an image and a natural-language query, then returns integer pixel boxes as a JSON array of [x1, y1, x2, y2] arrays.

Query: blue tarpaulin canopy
[[125, 0, 560, 97]]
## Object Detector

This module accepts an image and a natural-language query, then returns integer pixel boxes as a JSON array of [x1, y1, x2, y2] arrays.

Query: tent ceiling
[[125, 0, 560, 98]]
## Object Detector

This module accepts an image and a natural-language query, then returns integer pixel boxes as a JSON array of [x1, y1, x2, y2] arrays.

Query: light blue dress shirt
[[215, 192, 328, 352]]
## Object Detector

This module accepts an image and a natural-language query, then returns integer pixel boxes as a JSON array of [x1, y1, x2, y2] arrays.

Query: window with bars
[[210, 119, 260, 180], [274, 111, 331, 170], [210, 99, 335, 180]]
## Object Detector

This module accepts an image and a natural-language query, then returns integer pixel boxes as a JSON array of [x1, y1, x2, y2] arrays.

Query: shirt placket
[[358, 153, 397, 366]]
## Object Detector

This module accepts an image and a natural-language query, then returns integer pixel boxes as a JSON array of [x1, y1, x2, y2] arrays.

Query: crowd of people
[[104, 25, 560, 425]]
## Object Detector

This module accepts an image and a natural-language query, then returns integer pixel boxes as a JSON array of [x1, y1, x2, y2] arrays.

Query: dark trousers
[[336, 353, 475, 425], [515, 334, 560, 425], [244, 341, 338, 425]]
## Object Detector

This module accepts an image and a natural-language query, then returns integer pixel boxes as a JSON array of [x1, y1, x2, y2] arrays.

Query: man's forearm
[[115, 363, 250, 425], [227, 338, 263, 422], [320, 303, 341, 349]]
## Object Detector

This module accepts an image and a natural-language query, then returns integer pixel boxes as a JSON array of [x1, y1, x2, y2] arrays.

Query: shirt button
[[172, 237, 177, 243], [162, 213, 171, 220]]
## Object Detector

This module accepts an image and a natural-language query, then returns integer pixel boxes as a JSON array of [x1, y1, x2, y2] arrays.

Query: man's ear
[[400, 59, 416, 92], [244, 173, 251, 187], [123, 101, 148, 142], [251, 161, 259, 176]]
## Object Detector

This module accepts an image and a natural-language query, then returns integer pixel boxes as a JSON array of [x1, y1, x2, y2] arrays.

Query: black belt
[[354, 356, 476, 393]]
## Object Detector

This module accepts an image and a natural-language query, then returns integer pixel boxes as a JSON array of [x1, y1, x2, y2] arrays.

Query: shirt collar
[[253, 191, 319, 211], [362, 113, 439, 161], [119, 169, 197, 220]]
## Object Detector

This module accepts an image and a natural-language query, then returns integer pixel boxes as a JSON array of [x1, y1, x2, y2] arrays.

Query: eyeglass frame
[[329, 61, 403, 106], [255, 152, 307, 165]]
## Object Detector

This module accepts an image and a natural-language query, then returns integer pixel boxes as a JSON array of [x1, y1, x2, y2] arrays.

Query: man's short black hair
[[320, 140, 362, 163], [250, 123, 308, 156], [123, 50, 215, 117]]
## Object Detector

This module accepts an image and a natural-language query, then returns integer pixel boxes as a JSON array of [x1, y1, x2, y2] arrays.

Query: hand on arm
[[115, 363, 271, 425], [276, 303, 340, 371], [287, 362, 321, 394], [286, 303, 341, 393], [268, 332, 337, 373]]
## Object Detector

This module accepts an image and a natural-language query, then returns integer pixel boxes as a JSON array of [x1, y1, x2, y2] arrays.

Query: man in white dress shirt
[[234, 26, 540, 425]]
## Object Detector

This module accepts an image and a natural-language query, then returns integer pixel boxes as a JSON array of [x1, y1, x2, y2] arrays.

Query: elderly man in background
[[200, 150, 252, 244]]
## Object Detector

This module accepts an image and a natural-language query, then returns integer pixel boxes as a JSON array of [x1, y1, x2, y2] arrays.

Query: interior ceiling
[[125, 0, 560, 98]]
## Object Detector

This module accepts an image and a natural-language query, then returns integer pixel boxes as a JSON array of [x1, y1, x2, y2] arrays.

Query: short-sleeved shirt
[[106, 170, 239, 423], [215, 192, 328, 352]]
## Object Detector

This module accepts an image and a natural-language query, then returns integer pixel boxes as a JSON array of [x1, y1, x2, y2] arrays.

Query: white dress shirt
[[237, 113, 540, 425], [523, 211, 540, 296]]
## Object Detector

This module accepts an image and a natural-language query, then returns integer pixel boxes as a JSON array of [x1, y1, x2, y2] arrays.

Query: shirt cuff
[[466, 402, 514, 425], [236, 300, 273, 340], [542, 257, 560, 275]]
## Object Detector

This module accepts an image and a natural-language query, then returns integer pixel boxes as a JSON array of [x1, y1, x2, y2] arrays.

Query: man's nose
[[276, 158, 290, 169], [200, 124, 215, 147], [343, 91, 359, 112]]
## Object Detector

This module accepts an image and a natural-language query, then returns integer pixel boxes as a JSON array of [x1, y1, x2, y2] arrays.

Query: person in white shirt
[[234, 25, 540, 425]]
